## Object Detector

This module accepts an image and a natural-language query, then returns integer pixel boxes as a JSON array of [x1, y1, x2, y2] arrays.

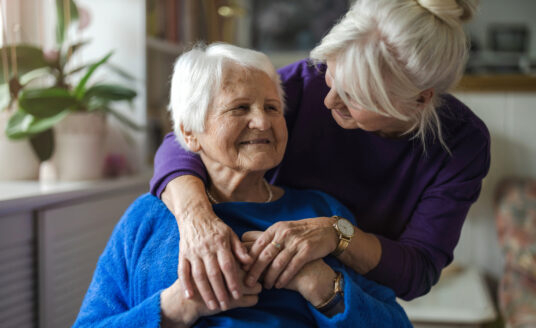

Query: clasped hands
[[161, 217, 339, 326]]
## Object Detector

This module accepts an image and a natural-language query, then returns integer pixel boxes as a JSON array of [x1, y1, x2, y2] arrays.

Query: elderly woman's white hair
[[169, 43, 284, 150], [310, 0, 478, 152]]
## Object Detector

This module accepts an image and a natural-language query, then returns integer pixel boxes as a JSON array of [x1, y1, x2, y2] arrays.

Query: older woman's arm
[[152, 134, 252, 310], [286, 259, 412, 327]]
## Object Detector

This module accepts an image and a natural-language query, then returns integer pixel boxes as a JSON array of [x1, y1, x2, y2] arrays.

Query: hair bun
[[416, 0, 478, 25]]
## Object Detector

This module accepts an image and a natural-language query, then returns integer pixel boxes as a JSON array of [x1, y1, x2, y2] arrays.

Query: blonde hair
[[169, 43, 284, 150], [310, 0, 478, 153]]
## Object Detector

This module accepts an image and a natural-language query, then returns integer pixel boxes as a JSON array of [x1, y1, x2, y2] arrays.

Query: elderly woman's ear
[[180, 124, 201, 152]]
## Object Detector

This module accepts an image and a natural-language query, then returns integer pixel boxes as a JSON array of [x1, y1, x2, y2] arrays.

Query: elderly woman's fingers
[[191, 259, 219, 311], [243, 230, 275, 271], [245, 238, 283, 287], [232, 295, 259, 309], [217, 248, 242, 300], [178, 256, 194, 299], [241, 230, 263, 242], [274, 250, 310, 289], [262, 249, 293, 289], [231, 232, 253, 266], [203, 255, 231, 310]]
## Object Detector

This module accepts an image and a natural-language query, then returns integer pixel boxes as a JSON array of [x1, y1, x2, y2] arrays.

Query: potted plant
[[0, 0, 141, 180]]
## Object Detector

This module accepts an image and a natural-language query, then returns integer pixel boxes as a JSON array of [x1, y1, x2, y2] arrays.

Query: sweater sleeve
[[308, 266, 412, 327], [366, 119, 491, 300], [149, 132, 207, 197], [72, 208, 162, 327]]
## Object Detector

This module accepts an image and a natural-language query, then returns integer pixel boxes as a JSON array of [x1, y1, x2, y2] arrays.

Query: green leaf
[[19, 88, 79, 118], [105, 62, 137, 81], [20, 67, 52, 85], [56, 0, 79, 45], [0, 45, 49, 84], [85, 84, 137, 102], [6, 109, 69, 139], [60, 39, 90, 68], [29, 129, 54, 161], [65, 64, 90, 77], [103, 107, 145, 131], [74, 52, 113, 100]]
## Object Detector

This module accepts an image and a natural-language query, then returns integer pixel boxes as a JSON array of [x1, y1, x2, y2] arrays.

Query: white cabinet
[[0, 174, 150, 328], [0, 212, 35, 328]]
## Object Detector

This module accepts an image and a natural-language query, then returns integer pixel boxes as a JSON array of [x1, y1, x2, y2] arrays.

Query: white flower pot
[[0, 111, 40, 180], [53, 112, 107, 181]]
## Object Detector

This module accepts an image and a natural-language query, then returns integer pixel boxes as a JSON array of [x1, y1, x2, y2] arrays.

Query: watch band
[[315, 271, 345, 316], [332, 237, 350, 257]]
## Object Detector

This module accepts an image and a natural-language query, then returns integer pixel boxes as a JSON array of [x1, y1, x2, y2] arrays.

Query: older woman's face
[[324, 61, 410, 135], [194, 66, 287, 173]]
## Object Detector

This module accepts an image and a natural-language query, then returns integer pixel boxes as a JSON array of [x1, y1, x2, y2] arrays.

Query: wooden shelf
[[456, 74, 536, 92], [146, 37, 186, 56]]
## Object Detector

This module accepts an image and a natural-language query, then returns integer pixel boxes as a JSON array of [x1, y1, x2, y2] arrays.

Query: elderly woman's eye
[[266, 105, 279, 112], [236, 104, 249, 110]]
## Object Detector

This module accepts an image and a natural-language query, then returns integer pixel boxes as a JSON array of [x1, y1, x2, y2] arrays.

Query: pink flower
[[43, 49, 60, 63], [78, 6, 91, 31]]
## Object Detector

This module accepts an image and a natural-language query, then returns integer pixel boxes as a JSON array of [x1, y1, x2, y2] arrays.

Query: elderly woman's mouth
[[239, 139, 271, 145]]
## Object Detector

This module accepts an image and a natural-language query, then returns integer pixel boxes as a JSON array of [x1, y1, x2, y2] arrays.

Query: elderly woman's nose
[[248, 110, 271, 131]]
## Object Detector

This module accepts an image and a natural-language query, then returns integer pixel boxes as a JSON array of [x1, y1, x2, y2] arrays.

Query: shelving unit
[[144, 0, 251, 155]]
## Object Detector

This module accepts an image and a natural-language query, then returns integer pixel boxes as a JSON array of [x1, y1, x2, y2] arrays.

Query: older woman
[[150, 0, 490, 309], [73, 44, 411, 327]]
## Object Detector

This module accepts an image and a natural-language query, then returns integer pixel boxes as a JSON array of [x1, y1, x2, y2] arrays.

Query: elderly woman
[[150, 0, 490, 309], [73, 44, 411, 327]]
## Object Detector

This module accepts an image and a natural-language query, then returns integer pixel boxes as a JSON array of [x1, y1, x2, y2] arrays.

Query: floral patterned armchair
[[495, 178, 536, 328]]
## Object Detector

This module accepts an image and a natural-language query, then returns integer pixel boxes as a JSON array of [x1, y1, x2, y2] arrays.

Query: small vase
[[0, 110, 40, 180], [53, 112, 107, 181]]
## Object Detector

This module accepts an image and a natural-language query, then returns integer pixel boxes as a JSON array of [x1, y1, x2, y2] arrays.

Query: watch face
[[337, 219, 354, 237]]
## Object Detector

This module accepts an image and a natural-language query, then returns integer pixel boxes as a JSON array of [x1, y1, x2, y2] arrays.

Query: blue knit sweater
[[73, 188, 411, 327]]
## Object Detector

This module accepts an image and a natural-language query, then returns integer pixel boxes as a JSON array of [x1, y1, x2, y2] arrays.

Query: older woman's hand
[[242, 217, 339, 289], [161, 269, 262, 328], [163, 176, 253, 311], [178, 215, 252, 310]]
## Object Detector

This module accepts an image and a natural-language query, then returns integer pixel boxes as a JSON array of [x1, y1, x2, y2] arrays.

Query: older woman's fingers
[[233, 295, 259, 309], [231, 232, 253, 266], [178, 256, 194, 299], [245, 239, 282, 287], [262, 248, 293, 289], [241, 230, 263, 242], [274, 250, 310, 289], [217, 248, 241, 300], [204, 255, 231, 310], [191, 259, 219, 311], [241, 230, 268, 271], [243, 280, 263, 295]]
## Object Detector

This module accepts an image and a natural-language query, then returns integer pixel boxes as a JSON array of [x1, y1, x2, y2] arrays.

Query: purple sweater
[[150, 59, 490, 300]]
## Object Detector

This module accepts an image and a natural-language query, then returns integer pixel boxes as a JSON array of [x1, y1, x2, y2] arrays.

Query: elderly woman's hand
[[163, 176, 253, 311], [178, 214, 252, 310], [285, 259, 338, 308], [161, 269, 262, 328], [242, 217, 339, 289]]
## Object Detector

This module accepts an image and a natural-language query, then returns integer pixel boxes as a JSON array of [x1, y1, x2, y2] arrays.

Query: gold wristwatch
[[331, 216, 355, 257]]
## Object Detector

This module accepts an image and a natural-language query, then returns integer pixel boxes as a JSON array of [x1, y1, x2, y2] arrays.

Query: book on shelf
[[147, 0, 250, 46]]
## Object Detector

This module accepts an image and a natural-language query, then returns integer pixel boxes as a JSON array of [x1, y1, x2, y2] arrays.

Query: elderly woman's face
[[194, 66, 287, 173]]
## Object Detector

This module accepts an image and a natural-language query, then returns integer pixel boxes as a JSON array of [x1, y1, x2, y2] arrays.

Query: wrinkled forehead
[[220, 64, 252, 92], [217, 64, 280, 98]]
